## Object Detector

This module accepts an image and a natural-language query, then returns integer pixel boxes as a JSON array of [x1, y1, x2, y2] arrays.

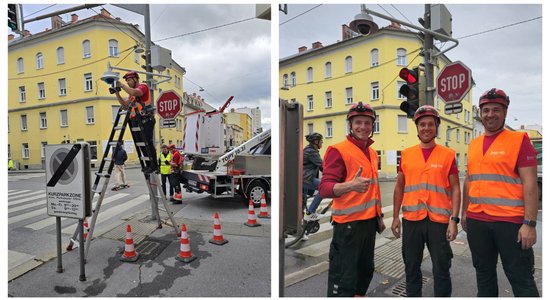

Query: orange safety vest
[[401, 144, 455, 223], [128, 85, 151, 118], [467, 130, 526, 218], [328, 139, 382, 224]]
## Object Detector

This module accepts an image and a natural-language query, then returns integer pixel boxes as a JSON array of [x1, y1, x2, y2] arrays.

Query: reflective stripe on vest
[[402, 202, 451, 216], [404, 183, 451, 198], [467, 130, 525, 218], [328, 139, 381, 223]]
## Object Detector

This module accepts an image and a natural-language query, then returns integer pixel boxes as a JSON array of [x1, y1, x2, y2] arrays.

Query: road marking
[[24, 193, 130, 231], [8, 190, 45, 202], [9, 194, 47, 207], [7, 190, 30, 196], [295, 238, 332, 257], [9, 200, 46, 214], [9, 208, 46, 225]]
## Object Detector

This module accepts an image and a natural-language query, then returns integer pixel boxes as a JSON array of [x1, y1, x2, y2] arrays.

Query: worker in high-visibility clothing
[[462, 88, 539, 296], [391, 105, 461, 296], [159, 144, 172, 199], [319, 102, 385, 297]]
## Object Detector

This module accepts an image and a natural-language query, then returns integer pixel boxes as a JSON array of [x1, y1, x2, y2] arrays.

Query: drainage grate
[[133, 238, 171, 262], [374, 239, 429, 279], [391, 276, 429, 297]]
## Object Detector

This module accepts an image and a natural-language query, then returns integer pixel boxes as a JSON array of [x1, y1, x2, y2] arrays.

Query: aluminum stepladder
[[66, 105, 181, 259]]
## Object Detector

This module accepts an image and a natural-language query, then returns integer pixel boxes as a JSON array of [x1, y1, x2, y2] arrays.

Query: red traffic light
[[399, 68, 418, 85]]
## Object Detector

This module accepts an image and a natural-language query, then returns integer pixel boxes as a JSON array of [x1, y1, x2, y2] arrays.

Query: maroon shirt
[[319, 135, 374, 198], [468, 131, 538, 224]]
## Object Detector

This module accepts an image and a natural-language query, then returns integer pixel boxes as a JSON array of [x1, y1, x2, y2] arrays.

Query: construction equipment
[[66, 105, 181, 258]]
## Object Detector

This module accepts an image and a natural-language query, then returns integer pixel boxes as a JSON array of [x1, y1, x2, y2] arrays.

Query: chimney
[[23, 30, 31, 37], [100, 8, 111, 18], [521, 125, 525, 129], [312, 41, 323, 49], [8, 34, 14, 41], [71, 13, 78, 23], [390, 21, 401, 29], [51, 15, 63, 29], [298, 46, 307, 53]]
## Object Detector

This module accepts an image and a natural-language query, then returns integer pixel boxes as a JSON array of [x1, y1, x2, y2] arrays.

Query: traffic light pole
[[423, 5, 435, 107]]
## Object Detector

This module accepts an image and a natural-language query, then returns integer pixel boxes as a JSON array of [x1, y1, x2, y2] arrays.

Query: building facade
[[235, 106, 262, 135], [280, 23, 474, 177], [8, 9, 186, 169], [224, 109, 253, 141]]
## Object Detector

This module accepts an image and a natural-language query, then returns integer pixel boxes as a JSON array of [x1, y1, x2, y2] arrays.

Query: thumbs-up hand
[[349, 166, 370, 193]]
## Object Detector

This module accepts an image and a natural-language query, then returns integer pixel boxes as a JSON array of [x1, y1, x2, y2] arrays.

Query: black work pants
[[467, 218, 539, 297], [402, 217, 453, 297], [327, 218, 377, 297], [130, 116, 157, 170], [161, 174, 171, 197]]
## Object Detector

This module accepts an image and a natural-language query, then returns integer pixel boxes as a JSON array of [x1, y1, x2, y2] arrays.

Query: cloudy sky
[[280, 4, 543, 129], [10, 4, 271, 129]]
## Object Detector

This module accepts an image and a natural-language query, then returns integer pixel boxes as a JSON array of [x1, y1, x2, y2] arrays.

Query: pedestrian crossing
[[8, 173, 46, 182]]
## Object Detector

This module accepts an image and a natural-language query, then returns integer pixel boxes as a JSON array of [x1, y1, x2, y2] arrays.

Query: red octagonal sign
[[437, 61, 472, 104], [156, 90, 182, 120]]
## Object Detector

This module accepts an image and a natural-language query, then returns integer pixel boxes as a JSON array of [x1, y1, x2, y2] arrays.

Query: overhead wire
[[23, 4, 57, 18], [154, 17, 256, 43], [279, 4, 323, 26]]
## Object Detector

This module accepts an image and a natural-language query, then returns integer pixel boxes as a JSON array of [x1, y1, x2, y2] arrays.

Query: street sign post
[[436, 61, 472, 104], [156, 90, 182, 120]]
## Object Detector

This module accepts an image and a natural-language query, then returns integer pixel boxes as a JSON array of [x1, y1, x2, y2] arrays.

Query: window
[[345, 56, 352, 73], [397, 150, 402, 173], [39, 112, 47, 129], [324, 62, 332, 78], [464, 131, 467, 144], [112, 105, 121, 123], [21, 115, 27, 131], [398, 115, 408, 133], [326, 121, 333, 138], [290, 72, 296, 87], [464, 153, 468, 166], [307, 67, 313, 83], [397, 48, 407, 66], [41, 142, 48, 158], [373, 115, 380, 133], [345, 87, 353, 104], [282, 74, 288, 87], [82, 40, 91, 58], [376, 150, 382, 171], [307, 123, 314, 135], [371, 82, 379, 100], [8, 144, 11, 159], [84, 73, 93, 91], [370, 49, 379, 67], [56, 47, 64, 64], [17, 57, 24, 73], [397, 81, 406, 99], [456, 153, 461, 167], [307, 95, 313, 111], [60, 109, 68, 127], [325, 91, 332, 108], [18, 86, 26, 102], [108, 39, 119, 57], [88, 141, 98, 160], [86, 106, 95, 124], [38, 82, 45, 99], [456, 128, 460, 142], [36, 52, 44, 69], [22, 143, 29, 159], [58, 78, 66, 96]]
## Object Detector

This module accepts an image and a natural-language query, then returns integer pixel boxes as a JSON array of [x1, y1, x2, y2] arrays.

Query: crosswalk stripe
[[61, 194, 150, 234], [24, 193, 130, 231], [9, 194, 47, 207], [9, 200, 45, 214], [8, 190, 45, 202], [9, 208, 46, 225], [8, 190, 15, 193], [7, 190, 30, 196], [295, 238, 332, 257]]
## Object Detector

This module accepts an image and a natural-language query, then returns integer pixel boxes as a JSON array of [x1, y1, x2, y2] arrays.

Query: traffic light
[[8, 4, 23, 34], [399, 67, 425, 118]]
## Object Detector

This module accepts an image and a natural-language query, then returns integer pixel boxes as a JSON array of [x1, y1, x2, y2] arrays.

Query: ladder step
[[135, 142, 146, 147], [131, 127, 142, 132], [114, 126, 124, 130], [95, 173, 111, 178], [103, 157, 112, 161], [140, 157, 151, 161], [119, 110, 127, 115], [108, 142, 118, 146]]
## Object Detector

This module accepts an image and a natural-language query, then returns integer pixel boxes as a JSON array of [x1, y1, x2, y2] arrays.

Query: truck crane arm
[[217, 129, 271, 167], [218, 96, 234, 113]]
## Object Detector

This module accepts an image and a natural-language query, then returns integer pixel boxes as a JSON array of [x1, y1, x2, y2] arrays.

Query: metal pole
[[424, 4, 435, 106], [56, 217, 63, 273], [79, 219, 86, 281]]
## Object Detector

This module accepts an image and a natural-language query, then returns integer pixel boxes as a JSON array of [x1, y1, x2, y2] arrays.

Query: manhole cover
[[391, 276, 429, 297], [130, 238, 171, 262]]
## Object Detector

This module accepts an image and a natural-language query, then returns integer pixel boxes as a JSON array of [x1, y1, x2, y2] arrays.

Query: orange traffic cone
[[176, 224, 196, 263], [244, 199, 261, 227], [120, 224, 139, 262], [257, 194, 270, 219], [209, 212, 228, 245]]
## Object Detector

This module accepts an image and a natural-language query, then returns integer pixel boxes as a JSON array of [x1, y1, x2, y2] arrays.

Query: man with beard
[[391, 105, 461, 296], [462, 88, 539, 296], [319, 102, 385, 297]]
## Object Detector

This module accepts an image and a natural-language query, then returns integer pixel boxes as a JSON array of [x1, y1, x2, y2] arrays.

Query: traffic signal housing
[[8, 4, 23, 34], [399, 67, 426, 118]]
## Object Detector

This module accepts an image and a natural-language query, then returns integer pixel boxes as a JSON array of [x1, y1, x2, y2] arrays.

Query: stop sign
[[156, 90, 181, 120], [437, 61, 472, 104]]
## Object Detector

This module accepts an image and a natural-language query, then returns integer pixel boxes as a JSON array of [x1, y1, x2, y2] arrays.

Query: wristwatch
[[523, 220, 537, 227], [450, 216, 460, 223]]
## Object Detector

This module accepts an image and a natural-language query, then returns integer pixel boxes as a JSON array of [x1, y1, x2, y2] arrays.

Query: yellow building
[[280, 23, 473, 178], [8, 9, 186, 169], [224, 109, 253, 141]]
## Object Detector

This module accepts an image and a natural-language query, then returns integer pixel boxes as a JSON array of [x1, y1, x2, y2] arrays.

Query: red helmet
[[347, 102, 376, 121], [169, 144, 176, 149], [479, 88, 509, 108], [122, 71, 139, 80], [414, 105, 440, 125]]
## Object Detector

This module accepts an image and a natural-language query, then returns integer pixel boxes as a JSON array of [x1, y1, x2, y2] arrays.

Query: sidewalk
[[285, 209, 543, 297]]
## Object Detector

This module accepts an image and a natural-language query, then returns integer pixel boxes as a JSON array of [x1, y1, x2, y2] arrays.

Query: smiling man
[[391, 105, 461, 296]]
